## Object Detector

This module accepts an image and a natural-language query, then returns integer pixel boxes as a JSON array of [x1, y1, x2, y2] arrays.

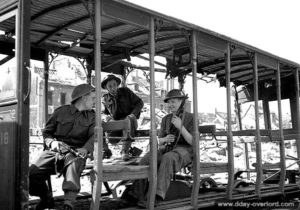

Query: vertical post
[[170, 78, 174, 89], [91, 0, 103, 209], [43, 51, 49, 123], [235, 87, 250, 179], [263, 99, 271, 129], [86, 56, 93, 85], [167, 78, 170, 91], [191, 30, 200, 208], [16, 0, 31, 208], [225, 43, 234, 200], [253, 53, 262, 199], [294, 68, 300, 169], [147, 16, 157, 210], [276, 61, 286, 193]]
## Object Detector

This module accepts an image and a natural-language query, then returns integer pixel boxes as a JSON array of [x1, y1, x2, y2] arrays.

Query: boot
[[103, 138, 112, 159], [35, 194, 54, 210], [63, 191, 76, 210], [121, 140, 131, 161], [62, 202, 74, 210]]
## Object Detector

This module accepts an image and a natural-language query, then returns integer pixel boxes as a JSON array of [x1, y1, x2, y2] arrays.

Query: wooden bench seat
[[252, 162, 280, 170], [102, 165, 149, 181], [200, 162, 228, 174]]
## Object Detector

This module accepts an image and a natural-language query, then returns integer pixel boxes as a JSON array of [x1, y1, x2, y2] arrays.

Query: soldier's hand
[[162, 134, 175, 144], [77, 148, 88, 158], [171, 115, 182, 129], [50, 140, 60, 152]]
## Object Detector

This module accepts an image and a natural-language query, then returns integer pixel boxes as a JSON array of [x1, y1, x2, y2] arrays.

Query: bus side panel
[[0, 105, 16, 210]]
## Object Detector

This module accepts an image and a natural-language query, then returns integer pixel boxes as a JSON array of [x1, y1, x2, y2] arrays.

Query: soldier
[[101, 74, 144, 160], [131, 89, 194, 207], [29, 84, 96, 210]]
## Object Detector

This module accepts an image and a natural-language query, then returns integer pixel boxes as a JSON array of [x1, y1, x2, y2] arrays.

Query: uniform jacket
[[103, 87, 144, 120], [159, 112, 194, 146], [43, 104, 95, 153]]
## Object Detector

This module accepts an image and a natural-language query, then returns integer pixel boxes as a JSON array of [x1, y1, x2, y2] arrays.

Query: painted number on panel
[[0, 132, 8, 145]]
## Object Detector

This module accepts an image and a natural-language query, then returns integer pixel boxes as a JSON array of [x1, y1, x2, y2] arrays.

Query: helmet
[[164, 89, 186, 103], [101, 74, 121, 89], [71, 84, 95, 103]]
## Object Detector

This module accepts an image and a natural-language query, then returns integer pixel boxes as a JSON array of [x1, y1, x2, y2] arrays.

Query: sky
[[127, 0, 300, 64], [127, 0, 300, 113]]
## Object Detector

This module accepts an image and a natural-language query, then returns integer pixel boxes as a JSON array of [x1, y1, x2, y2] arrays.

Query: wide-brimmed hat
[[71, 83, 95, 103], [101, 74, 121, 89], [164, 89, 186, 103]]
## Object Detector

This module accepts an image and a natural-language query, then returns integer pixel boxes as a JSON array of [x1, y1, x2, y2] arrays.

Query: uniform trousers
[[29, 150, 86, 202], [132, 145, 193, 201]]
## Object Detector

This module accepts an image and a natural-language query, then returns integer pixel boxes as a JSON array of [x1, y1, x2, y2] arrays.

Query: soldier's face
[[106, 80, 118, 96], [167, 98, 182, 113], [84, 91, 96, 110]]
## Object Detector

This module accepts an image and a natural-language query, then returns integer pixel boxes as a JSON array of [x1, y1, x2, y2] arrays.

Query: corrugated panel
[[0, 15, 15, 32], [102, 24, 138, 39], [31, 22, 56, 33], [0, 0, 17, 12]]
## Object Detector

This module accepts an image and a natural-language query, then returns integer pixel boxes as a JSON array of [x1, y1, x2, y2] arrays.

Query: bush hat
[[164, 89, 186, 103], [71, 83, 95, 103], [101, 74, 121, 89]]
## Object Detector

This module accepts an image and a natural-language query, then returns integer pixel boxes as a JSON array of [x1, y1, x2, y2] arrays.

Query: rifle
[[165, 94, 188, 152], [58, 141, 86, 159], [53, 141, 86, 177]]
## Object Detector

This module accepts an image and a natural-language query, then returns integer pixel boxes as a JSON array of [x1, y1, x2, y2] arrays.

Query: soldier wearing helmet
[[131, 89, 194, 207], [101, 74, 144, 161], [29, 83, 96, 210]]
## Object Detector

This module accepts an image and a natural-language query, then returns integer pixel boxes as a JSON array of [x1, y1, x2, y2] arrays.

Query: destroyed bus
[[0, 0, 300, 209]]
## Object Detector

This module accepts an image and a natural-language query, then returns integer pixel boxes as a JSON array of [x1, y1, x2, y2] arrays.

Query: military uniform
[[29, 104, 95, 204], [102, 76, 144, 159], [133, 112, 193, 201]]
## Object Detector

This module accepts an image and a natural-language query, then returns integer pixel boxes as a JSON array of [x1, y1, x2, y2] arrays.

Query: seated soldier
[[29, 84, 95, 210], [101, 74, 144, 160], [131, 89, 194, 207]]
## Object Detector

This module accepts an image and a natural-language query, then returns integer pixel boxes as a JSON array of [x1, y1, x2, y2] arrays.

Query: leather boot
[[121, 140, 131, 161]]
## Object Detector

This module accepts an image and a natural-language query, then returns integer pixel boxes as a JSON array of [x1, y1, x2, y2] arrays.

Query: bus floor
[[28, 182, 300, 210]]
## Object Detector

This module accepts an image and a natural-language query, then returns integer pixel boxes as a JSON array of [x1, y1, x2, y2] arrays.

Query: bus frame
[[0, 0, 300, 209]]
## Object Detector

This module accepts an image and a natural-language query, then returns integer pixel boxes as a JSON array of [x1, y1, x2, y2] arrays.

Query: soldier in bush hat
[[101, 74, 121, 89], [163, 89, 186, 103], [131, 89, 194, 207], [29, 83, 95, 210], [101, 74, 144, 161]]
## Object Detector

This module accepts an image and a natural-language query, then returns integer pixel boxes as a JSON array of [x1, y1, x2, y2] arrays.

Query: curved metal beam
[[130, 34, 184, 51], [198, 55, 250, 69], [31, 0, 82, 21], [230, 68, 271, 81], [36, 15, 90, 45], [102, 22, 126, 31], [241, 72, 276, 84], [103, 26, 179, 50], [208, 61, 251, 74], [156, 46, 173, 55]]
